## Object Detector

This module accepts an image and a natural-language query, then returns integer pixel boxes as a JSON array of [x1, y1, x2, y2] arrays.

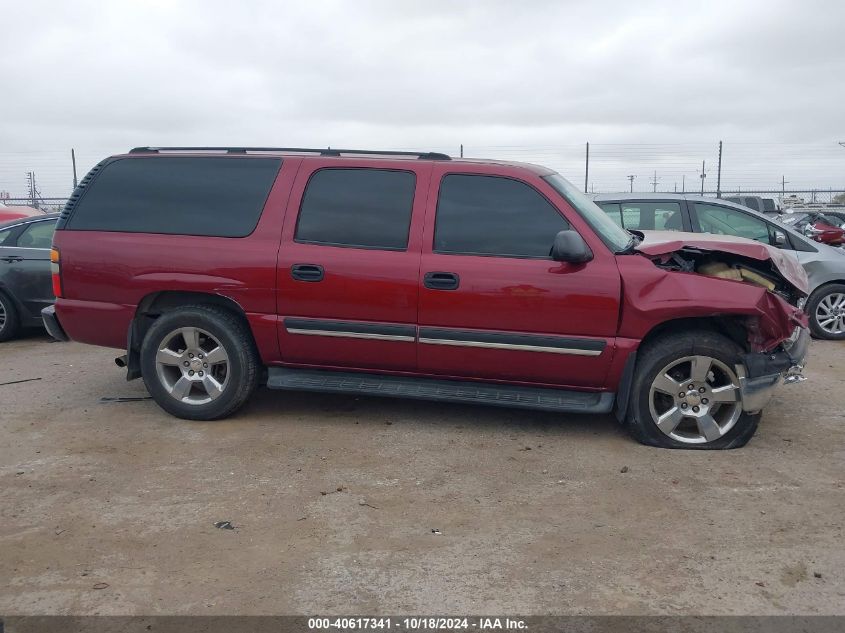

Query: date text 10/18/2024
[[308, 617, 528, 630]]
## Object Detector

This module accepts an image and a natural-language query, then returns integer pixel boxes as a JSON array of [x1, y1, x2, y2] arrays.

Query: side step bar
[[266, 367, 615, 414]]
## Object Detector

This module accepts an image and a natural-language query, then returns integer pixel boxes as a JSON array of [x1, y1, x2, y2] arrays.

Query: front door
[[276, 160, 430, 371], [417, 166, 621, 388]]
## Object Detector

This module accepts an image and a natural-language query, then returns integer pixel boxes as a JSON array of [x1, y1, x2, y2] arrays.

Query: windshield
[[542, 174, 632, 252]]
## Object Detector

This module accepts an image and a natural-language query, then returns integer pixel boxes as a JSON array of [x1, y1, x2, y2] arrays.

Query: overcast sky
[[1, 0, 844, 197]]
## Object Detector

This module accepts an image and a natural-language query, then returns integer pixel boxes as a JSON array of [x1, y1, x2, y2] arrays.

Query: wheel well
[[615, 315, 750, 422], [639, 316, 748, 353], [0, 285, 22, 312], [125, 291, 253, 380], [807, 281, 845, 301]]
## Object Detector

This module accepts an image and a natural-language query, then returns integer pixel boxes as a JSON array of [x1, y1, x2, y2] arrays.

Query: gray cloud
[[1, 0, 843, 196]]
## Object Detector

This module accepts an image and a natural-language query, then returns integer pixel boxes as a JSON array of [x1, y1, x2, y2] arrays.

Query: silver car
[[591, 193, 845, 340]]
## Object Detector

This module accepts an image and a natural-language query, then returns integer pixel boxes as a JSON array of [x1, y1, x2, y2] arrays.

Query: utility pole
[[650, 170, 659, 192], [782, 175, 789, 199], [682, 174, 685, 193], [71, 148, 78, 188], [584, 142, 589, 193], [716, 140, 723, 198], [699, 160, 706, 195], [26, 172, 41, 210], [460, 144, 463, 158], [627, 174, 636, 192]]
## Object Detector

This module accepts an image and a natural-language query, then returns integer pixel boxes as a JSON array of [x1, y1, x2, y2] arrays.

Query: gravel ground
[[1, 333, 844, 615]]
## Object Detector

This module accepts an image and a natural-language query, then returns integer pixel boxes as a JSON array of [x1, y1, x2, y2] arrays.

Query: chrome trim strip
[[286, 328, 415, 342], [418, 337, 603, 356]]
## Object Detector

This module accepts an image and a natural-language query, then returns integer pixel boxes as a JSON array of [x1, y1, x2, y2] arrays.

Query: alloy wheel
[[815, 292, 845, 335], [648, 355, 742, 444], [154, 326, 230, 405], [0, 296, 6, 332]]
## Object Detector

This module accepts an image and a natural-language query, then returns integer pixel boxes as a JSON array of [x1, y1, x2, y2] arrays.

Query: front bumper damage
[[737, 326, 809, 413]]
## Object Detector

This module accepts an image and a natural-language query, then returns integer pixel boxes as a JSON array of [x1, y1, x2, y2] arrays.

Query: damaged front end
[[622, 231, 811, 413]]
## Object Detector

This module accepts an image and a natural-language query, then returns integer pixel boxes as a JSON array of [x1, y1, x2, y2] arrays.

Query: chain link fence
[[1, 143, 843, 211], [0, 197, 67, 213]]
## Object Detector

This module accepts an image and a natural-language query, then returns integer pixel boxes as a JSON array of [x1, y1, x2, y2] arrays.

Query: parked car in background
[[724, 195, 768, 214], [592, 193, 845, 340], [0, 205, 43, 224], [816, 210, 845, 226], [43, 148, 809, 449], [760, 197, 781, 214], [779, 211, 845, 246], [0, 213, 58, 341]]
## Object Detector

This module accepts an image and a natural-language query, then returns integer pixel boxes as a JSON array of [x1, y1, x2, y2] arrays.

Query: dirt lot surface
[[1, 333, 844, 615]]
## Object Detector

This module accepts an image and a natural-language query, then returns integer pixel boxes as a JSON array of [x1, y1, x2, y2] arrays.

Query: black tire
[[0, 290, 21, 342], [140, 305, 260, 420], [806, 284, 845, 340], [626, 330, 760, 450]]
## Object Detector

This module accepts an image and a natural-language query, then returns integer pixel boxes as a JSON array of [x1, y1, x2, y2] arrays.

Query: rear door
[[0, 218, 56, 319], [276, 159, 431, 371], [416, 165, 621, 388]]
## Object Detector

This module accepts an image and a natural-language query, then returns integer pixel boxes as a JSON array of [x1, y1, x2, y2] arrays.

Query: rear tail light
[[50, 248, 63, 298]]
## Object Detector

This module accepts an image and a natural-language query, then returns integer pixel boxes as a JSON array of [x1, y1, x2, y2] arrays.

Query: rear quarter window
[[66, 157, 282, 237]]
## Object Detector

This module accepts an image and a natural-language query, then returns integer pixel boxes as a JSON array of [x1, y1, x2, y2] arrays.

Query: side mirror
[[773, 230, 787, 246], [551, 230, 593, 264]]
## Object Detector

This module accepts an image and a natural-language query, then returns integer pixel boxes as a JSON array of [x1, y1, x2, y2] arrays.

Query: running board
[[266, 367, 615, 414]]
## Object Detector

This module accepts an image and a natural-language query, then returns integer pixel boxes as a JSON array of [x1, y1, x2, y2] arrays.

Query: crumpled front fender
[[617, 256, 807, 351]]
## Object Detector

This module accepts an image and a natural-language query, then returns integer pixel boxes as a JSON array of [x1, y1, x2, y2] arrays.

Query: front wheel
[[140, 305, 260, 420], [806, 284, 845, 340], [627, 331, 760, 449], [0, 291, 20, 342]]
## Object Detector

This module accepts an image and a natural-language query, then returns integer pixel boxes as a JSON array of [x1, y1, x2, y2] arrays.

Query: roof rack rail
[[128, 147, 451, 160]]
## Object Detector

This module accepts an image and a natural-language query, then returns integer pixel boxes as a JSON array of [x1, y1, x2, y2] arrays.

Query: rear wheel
[[140, 305, 260, 420], [806, 284, 845, 340], [0, 291, 20, 342], [627, 331, 760, 449]]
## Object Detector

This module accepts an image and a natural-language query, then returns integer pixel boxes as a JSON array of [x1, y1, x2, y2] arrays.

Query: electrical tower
[[650, 170, 660, 192], [26, 172, 45, 209]]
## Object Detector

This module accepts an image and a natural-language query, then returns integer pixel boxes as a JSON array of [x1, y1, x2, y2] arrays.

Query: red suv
[[43, 147, 810, 449]]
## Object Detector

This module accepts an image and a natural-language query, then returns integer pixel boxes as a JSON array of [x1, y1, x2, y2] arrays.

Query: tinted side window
[[68, 157, 282, 237], [435, 175, 569, 258], [694, 204, 771, 244], [598, 203, 623, 227], [762, 199, 776, 212], [0, 227, 14, 245], [295, 169, 416, 250], [17, 220, 57, 249]]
